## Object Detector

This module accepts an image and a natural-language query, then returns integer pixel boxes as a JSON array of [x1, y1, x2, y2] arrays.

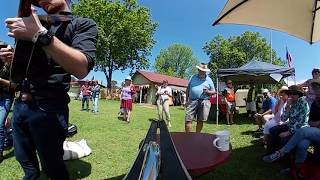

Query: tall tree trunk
[[105, 59, 114, 98]]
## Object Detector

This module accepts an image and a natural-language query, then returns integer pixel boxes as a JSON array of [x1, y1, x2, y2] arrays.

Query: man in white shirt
[[156, 80, 172, 127]]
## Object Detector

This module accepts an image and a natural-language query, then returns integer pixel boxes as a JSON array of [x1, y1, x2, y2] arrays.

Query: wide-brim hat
[[278, 86, 288, 94], [284, 85, 304, 97], [125, 76, 132, 81], [262, 89, 269, 94], [196, 63, 210, 72]]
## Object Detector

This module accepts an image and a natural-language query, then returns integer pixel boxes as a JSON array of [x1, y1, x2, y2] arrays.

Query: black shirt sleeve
[[71, 18, 98, 71]]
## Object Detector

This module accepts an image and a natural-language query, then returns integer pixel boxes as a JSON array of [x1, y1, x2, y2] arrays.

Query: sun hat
[[196, 63, 210, 72], [262, 89, 269, 94], [284, 85, 304, 97], [278, 86, 288, 94], [125, 76, 132, 81], [312, 68, 320, 74]]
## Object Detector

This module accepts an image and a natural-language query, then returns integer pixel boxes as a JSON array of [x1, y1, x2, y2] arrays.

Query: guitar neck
[[18, 0, 32, 17]]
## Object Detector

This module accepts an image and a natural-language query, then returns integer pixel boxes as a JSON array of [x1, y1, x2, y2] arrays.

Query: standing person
[[80, 81, 91, 111], [245, 81, 257, 118], [223, 80, 236, 125], [185, 63, 216, 133], [0, 43, 14, 163], [3, 0, 97, 179], [254, 89, 277, 132], [91, 81, 100, 113], [156, 80, 172, 127], [120, 76, 136, 123], [299, 68, 320, 106]]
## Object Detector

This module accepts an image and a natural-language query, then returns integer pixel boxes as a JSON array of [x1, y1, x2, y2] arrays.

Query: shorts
[[226, 101, 236, 113], [185, 99, 211, 122], [120, 99, 133, 111], [246, 101, 256, 112]]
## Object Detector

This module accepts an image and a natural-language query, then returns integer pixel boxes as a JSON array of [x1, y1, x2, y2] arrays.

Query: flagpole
[[270, 30, 272, 63]]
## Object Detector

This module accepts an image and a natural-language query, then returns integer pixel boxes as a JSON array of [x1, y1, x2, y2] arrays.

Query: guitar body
[[11, 40, 35, 83], [10, 0, 32, 83], [10, 0, 72, 83]]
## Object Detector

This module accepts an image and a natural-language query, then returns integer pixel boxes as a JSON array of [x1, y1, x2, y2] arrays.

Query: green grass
[[0, 100, 291, 180]]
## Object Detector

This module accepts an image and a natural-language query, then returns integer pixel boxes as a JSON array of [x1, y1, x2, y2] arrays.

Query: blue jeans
[[12, 101, 69, 180], [82, 95, 90, 110], [281, 127, 320, 163], [92, 97, 99, 112], [0, 94, 13, 153]]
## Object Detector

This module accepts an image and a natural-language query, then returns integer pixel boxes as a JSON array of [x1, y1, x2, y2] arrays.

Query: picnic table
[[158, 132, 232, 175]]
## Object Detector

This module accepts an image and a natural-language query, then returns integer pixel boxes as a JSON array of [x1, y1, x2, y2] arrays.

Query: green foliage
[[73, 0, 157, 88], [154, 44, 199, 79], [203, 31, 286, 78]]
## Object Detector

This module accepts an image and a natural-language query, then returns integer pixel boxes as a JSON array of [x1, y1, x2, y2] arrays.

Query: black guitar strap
[[124, 120, 192, 180], [123, 120, 158, 180], [159, 120, 192, 180]]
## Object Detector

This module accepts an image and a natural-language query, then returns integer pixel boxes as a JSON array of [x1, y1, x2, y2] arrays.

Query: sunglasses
[[286, 92, 299, 96]]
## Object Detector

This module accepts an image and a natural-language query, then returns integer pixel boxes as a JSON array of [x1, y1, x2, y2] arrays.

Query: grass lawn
[[0, 99, 291, 180]]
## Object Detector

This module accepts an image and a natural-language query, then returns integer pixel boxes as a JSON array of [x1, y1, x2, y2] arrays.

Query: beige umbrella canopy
[[213, 0, 320, 44]]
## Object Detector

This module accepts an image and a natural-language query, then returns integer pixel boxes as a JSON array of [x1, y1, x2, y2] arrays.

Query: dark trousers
[[12, 101, 69, 180], [0, 94, 13, 153], [268, 124, 292, 152], [82, 95, 90, 110]]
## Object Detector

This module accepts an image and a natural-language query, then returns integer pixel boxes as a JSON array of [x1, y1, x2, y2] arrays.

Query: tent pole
[[216, 76, 219, 125]]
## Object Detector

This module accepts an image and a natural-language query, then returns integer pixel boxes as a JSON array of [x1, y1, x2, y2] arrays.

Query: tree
[[203, 31, 285, 78], [111, 80, 118, 89], [73, 0, 157, 93], [154, 44, 199, 79]]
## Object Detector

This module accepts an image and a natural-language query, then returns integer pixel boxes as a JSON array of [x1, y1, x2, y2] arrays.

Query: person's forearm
[[43, 36, 89, 79], [261, 109, 272, 116], [207, 90, 216, 96]]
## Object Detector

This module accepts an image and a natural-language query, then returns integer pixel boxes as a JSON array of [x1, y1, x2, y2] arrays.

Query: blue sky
[[1, 0, 319, 85]]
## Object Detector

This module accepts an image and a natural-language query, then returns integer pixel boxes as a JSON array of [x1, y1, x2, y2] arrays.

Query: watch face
[[38, 32, 53, 46]]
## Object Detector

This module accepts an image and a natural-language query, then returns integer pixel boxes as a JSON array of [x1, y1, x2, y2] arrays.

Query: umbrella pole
[[216, 76, 219, 125]]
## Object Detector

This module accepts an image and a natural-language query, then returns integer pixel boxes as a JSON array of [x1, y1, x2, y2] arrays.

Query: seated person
[[263, 86, 288, 144], [266, 85, 309, 152], [263, 79, 320, 164], [254, 89, 277, 132]]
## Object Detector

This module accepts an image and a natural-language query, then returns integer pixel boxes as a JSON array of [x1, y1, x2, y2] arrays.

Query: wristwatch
[[36, 31, 54, 46]]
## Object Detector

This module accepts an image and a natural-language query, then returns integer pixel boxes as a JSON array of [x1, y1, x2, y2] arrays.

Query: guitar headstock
[[18, 0, 32, 17]]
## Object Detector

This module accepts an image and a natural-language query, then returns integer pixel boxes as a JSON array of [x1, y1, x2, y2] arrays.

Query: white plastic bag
[[63, 139, 92, 160]]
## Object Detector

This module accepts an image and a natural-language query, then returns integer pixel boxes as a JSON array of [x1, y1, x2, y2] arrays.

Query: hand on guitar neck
[[5, 7, 47, 42]]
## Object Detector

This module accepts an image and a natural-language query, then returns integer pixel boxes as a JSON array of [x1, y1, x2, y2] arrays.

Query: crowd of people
[[79, 80, 101, 113], [0, 0, 318, 179]]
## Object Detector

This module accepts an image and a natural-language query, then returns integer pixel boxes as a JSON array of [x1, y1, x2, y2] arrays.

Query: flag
[[286, 47, 296, 84], [286, 48, 292, 68]]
